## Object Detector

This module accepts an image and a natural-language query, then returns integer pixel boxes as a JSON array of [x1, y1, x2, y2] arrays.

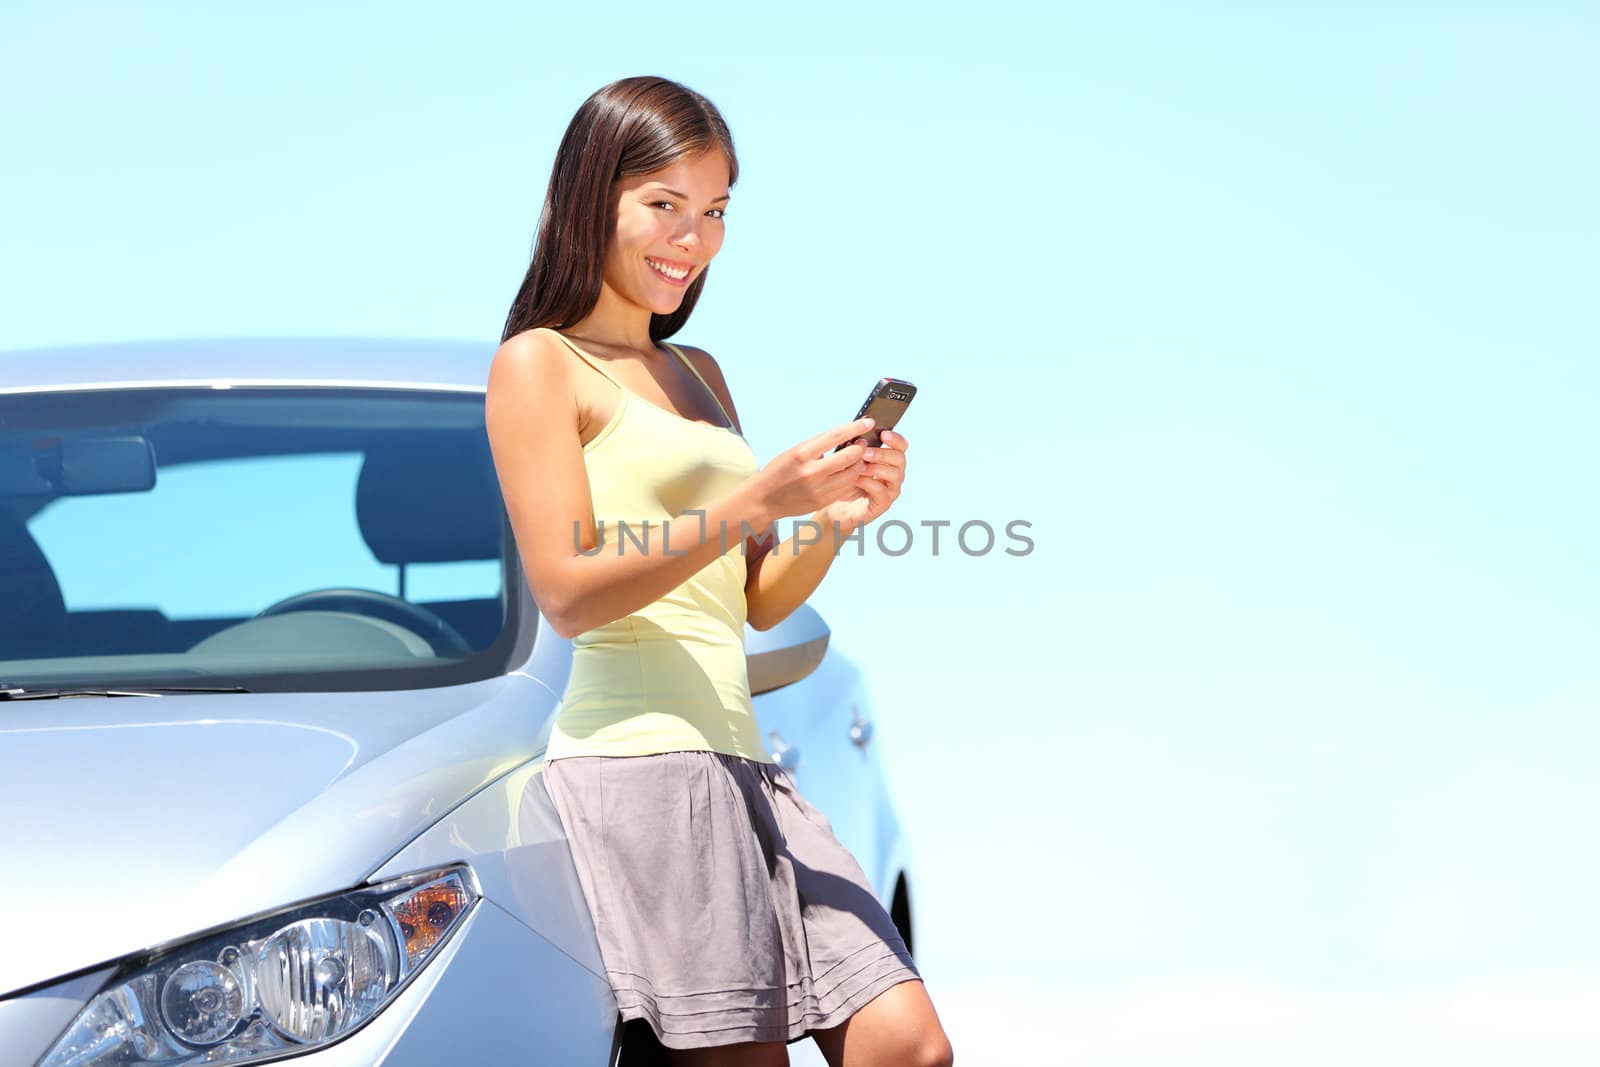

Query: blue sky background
[[5, 2, 1598, 1060]]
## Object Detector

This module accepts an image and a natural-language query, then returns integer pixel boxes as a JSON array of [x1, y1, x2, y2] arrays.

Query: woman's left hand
[[815, 428, 908, 537]]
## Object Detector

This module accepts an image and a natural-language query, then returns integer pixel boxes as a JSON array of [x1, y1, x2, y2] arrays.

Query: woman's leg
[[810, 980, 954, 1067], [665, 1040, 790, 1066]]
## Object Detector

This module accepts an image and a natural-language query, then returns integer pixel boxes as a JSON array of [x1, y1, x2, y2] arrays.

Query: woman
[[486, 76, 953, 1067]]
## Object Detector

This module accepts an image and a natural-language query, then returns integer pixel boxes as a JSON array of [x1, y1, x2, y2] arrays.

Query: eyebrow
[[653, 186, 731, 204]]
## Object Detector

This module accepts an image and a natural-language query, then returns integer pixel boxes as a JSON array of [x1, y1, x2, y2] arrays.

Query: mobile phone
[[834, 378, 916, 452]]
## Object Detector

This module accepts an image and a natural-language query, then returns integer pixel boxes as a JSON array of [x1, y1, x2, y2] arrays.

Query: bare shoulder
[[491, 327, 566, 374], [672, 342, 725, 383], [673, 342, 743, 432], [488, 328, 571, 394]]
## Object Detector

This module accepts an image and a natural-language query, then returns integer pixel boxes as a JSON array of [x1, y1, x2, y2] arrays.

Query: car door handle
[[848, 704, 874, 749], [767, 730, 802, 773]]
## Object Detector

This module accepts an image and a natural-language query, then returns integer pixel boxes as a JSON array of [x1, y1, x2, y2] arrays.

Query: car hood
[[0, 673, 558, 998]]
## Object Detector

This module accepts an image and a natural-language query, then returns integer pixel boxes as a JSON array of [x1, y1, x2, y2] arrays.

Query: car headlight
[[39, 866, 478, 1066]]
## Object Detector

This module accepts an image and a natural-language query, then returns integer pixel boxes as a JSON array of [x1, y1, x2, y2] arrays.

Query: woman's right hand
[[748, 416, 877, 525]]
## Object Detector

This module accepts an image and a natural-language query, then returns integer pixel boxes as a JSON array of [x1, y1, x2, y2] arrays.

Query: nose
[[671, 220, 703, 255]]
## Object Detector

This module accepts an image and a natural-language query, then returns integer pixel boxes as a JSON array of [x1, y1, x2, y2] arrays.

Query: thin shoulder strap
[[541, 328, 625, 388], [663, 342, 735, 429]]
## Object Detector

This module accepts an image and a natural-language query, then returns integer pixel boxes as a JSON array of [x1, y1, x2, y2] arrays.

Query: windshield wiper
[[0, 684, 251, 701]]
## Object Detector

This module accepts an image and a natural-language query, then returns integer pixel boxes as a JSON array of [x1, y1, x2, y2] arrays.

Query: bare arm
[[487, 333, 871, 639], [679, 346, 883, 633], [742, 512, 853, 631]]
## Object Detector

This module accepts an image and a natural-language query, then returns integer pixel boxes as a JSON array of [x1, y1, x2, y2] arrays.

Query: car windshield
[[1, 386, 521, 693]]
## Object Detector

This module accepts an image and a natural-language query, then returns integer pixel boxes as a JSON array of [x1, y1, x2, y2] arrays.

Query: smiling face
[[602, 147, 731, 316]]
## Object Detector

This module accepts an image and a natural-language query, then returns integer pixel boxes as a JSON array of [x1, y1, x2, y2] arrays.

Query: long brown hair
[[500, 76, 739, 345]]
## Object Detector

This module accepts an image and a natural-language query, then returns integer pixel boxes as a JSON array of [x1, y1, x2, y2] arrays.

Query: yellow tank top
[[540, 328, 774, 765]]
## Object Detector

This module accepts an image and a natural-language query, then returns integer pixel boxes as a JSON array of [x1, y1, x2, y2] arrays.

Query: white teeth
[[646, 257, 689, 280]]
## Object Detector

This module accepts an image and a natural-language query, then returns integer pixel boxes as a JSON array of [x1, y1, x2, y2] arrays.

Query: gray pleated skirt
[[541, 749, 922, 1050]]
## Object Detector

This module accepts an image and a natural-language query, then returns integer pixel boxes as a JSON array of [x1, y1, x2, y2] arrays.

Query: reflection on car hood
[[0, 674, 557, 997]]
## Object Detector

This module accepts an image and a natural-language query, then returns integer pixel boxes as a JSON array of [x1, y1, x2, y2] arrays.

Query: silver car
[[0, 339, 918, 1066]]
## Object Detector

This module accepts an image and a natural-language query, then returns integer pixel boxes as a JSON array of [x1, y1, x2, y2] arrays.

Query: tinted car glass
[[0, 387, 521, 692]]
